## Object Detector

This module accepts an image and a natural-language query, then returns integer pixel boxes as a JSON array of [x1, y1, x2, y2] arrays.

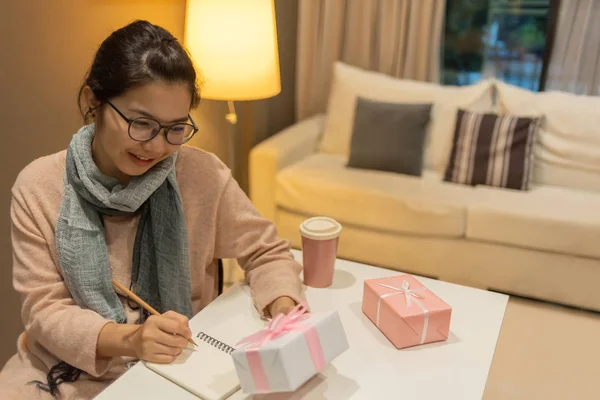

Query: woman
[[0, 20, 304, 399]]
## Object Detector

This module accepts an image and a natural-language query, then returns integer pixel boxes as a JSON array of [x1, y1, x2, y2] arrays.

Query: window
[[443, 0, 552, 91]]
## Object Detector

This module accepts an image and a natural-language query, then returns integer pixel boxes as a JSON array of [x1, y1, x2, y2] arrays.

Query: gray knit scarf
[[55, 124, 193, 323]]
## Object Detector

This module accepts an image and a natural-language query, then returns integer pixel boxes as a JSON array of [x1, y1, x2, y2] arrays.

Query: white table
[[96, 251, 508, 399]]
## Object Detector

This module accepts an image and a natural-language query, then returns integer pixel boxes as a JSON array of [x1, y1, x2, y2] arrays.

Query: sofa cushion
[[347, 97, 432, 176], [444, 109, 540, 190], [496, 80, 600, 193], [321, 62, 495, 174], [275, 154, 479, 238], [467, 185, 600, 259]]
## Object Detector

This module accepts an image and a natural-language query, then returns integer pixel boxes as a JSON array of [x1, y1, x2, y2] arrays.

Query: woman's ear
[[81, 86, 100, 118]]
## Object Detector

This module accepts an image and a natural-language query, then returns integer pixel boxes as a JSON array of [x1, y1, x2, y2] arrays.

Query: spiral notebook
[[144, 331, 240, 400]]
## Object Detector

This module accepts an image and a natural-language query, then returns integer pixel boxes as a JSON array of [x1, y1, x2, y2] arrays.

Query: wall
[[0, 0, 298, 368]]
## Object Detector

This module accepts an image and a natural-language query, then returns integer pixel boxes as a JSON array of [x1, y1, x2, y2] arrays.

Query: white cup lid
[[300, 216, 342, 241]]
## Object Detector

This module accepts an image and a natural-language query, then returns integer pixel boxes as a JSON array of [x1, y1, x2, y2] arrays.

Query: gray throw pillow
[[347, 97, 432, 176]]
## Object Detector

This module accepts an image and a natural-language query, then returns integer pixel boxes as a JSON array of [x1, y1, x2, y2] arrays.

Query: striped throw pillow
[[444, 109, 540, 190]]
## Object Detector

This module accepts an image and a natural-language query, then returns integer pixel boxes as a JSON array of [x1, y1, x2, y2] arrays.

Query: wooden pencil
[[112, 279, 198, 347]]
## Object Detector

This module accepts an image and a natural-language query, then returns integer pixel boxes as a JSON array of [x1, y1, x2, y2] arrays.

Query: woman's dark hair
[[78, 20, 201, 121]]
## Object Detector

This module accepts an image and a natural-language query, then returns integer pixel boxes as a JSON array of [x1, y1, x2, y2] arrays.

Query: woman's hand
[[97, 310, 192, 364], [130, 311, 192, 363], [267, 296, 298, 317]]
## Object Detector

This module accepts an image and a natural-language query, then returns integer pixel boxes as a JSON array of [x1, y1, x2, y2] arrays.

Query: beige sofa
[[249, 62, 600, 312]]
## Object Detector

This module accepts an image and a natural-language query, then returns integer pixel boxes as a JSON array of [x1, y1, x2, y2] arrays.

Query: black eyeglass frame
[[103, 100, 199, 145]]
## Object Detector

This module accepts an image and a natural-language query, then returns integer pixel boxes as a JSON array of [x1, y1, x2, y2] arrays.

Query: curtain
[[545, 0, 600, 95], [296, 0, 446, 120]]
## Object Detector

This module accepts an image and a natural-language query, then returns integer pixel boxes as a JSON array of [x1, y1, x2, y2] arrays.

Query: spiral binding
[[196, 332, 236, 354]]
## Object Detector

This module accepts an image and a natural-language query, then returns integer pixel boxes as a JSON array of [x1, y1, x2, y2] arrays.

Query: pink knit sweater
[[0, 146, 304, 399]]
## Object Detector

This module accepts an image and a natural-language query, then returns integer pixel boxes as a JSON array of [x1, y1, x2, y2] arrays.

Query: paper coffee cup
[[300, 217, 342, 288]]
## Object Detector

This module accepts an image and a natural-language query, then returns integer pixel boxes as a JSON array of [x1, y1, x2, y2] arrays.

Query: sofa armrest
[[249, 114, 325, 221]]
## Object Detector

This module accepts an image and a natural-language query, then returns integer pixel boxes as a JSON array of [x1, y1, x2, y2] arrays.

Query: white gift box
[[231, 306, 349, 394]]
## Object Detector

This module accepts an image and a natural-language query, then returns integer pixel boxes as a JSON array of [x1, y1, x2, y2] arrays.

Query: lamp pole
[[226, 100, 237, 179]]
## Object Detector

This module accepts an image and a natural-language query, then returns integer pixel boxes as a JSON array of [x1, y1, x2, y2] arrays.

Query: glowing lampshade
[[184, 0, 281, 101]]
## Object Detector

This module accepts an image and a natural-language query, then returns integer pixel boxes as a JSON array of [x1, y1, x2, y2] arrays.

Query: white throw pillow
[[320, 62, 495, 174], [496, 80, 600, 193]]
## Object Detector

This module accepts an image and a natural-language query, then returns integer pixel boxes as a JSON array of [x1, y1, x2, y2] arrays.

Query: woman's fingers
[[134, 313, 191, 362], [160, 311, 192, 338], [154, 328, 190, 349]]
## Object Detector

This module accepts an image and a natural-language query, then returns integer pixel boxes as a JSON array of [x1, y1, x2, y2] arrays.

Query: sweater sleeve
[[213, 173, 305, 317], [10, 186, 114, 377]]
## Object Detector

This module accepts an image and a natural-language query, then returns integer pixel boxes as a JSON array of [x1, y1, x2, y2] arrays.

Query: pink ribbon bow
[[236, 301, 310, 349]]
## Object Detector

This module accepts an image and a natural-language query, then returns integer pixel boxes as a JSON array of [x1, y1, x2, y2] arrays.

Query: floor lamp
[[185, 0, 281, 287]]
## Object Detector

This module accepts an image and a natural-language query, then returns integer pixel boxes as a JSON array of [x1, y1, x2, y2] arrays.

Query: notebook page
[[144, 335, 240, 400]]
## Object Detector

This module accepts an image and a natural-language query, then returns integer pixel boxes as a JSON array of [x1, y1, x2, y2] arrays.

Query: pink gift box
[[362, 274, 452, 349]]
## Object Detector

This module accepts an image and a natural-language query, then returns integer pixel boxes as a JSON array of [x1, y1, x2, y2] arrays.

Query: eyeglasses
[[105, 101, 198, 145]]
